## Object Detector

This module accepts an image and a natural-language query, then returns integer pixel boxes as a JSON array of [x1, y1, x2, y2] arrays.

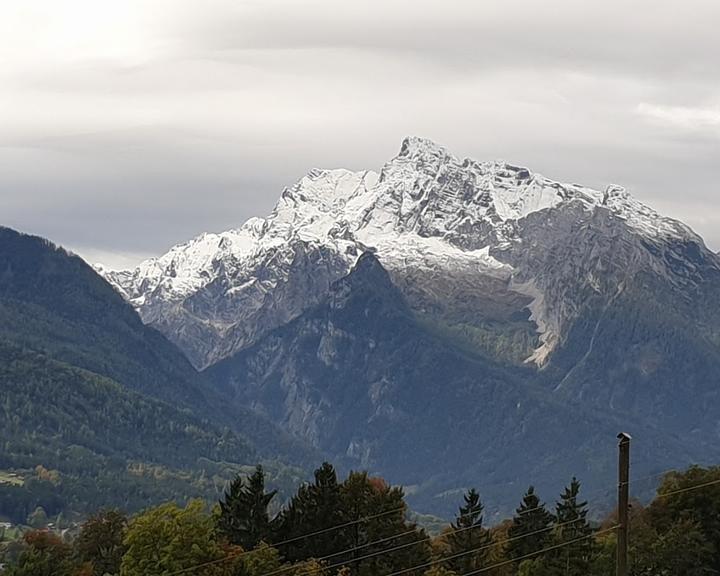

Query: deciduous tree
[[120, 500, 225, 576], [73, 508, 128, 576]]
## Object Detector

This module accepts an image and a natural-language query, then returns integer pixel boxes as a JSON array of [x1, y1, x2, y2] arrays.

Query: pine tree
[[276, 462, 346, 562], [217, 465, 277, 549], [338, 472, 431, 576], [545, 477, 592, 576], [444, 489, 493, 573], [507, 486, 555, 563]]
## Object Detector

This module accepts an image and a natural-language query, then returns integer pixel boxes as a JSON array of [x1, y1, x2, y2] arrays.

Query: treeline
[[2, 463, 719, 576]]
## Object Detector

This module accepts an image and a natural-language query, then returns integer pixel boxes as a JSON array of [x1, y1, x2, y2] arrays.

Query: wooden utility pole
[[617, 432, 631, 576]]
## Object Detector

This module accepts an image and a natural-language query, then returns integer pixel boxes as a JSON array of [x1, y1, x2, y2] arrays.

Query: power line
[[167, 472, 720, 576], [289, 526, 419, 563], [254, 484, 619, 576], [623, 467, 679, 488], [372, 517, 593, 576], [260, 514, 590, 576], [261, 464, 650, 556], [654, 477, 720, 499], [269, 505, 406, 546], [455, 525, 620, 576], [165, 479, 616, 576], [165, 505, 406, 576], [165, 480, 570, 575], [166, 499, 588, 576], [276, 468, 676, 576]]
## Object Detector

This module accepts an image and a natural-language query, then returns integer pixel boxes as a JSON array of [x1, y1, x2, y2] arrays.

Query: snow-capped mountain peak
[[101, 137, 711, 369], [271, 168, 379, 243]]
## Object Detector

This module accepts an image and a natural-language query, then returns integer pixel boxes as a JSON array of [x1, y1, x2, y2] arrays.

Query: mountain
[[103, 137, 715, 371], [103, 138, 720, 428], [0, 227, 309, 521], [101, 137, 720, 512], [207, 252, 714, 516], [0, 227, 217, 407]]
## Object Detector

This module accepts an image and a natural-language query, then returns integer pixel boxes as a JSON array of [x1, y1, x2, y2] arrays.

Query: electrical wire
[[454, 525, 620, 576], [252, 481, 622, 576], [653, 477, 720, 499], [259, 514, 590, 576], [165, 505, 405, 575], [365, 517, 594, 576], [167, 471, 720, 576], [165, 477, 585, 575]]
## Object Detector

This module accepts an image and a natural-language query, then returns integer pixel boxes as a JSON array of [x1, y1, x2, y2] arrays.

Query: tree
[[242, 542, 283, 576], [289, 558, 329, 576], [507, 486, 555, 563], [590, 491, 717, 576], [73, 509, 128, 576], [27, 506, 48, 530], [339, 472, 431, 576], [217, 465, 277, 550], [120, 500, 226, 576], [544, 478, 592, 576], [626, 509, 714, 576], [423, 566, 457, 576], [516, 557, 553, 576], [276, 462, 346, 562], [4, 531, 75, 576], [587, 530, 615, 576], [443, 489, 493, 573], [647, 465, 720, 572]]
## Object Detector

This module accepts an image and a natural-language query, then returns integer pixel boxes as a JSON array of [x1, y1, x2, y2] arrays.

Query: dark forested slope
[[0, 227, 310, 520]]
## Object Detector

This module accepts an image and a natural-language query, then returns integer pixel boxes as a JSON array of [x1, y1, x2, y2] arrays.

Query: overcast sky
[[1, 0, 719, 268]]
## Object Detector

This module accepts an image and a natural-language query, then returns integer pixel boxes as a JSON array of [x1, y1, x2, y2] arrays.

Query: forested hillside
[[0, 339, 260, 523], [0, 227, 210, 407], [0, 227, 310, 522]]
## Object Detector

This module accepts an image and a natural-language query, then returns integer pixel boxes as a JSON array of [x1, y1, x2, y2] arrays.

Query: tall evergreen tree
[[276, 462, 346, 562], [339, 472, 431, 576], [545, 477, 592, 576], [217, 465, 277, 550], [507, 486, 555, 563], [444, 489, 493, 573]]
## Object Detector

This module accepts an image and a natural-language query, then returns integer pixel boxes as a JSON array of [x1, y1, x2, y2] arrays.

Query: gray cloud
[[0, 0, 718, 268], [174, 0, 720, 82]]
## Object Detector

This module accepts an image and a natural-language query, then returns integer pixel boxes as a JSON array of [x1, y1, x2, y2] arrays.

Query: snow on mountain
[[102, 137, 706, 369]]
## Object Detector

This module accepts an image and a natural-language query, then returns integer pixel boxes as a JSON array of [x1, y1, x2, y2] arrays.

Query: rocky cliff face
[[207, 253, 720, 515]]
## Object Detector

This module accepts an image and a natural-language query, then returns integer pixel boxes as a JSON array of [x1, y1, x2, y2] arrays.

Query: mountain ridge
[[101, 137, 711, 371]]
